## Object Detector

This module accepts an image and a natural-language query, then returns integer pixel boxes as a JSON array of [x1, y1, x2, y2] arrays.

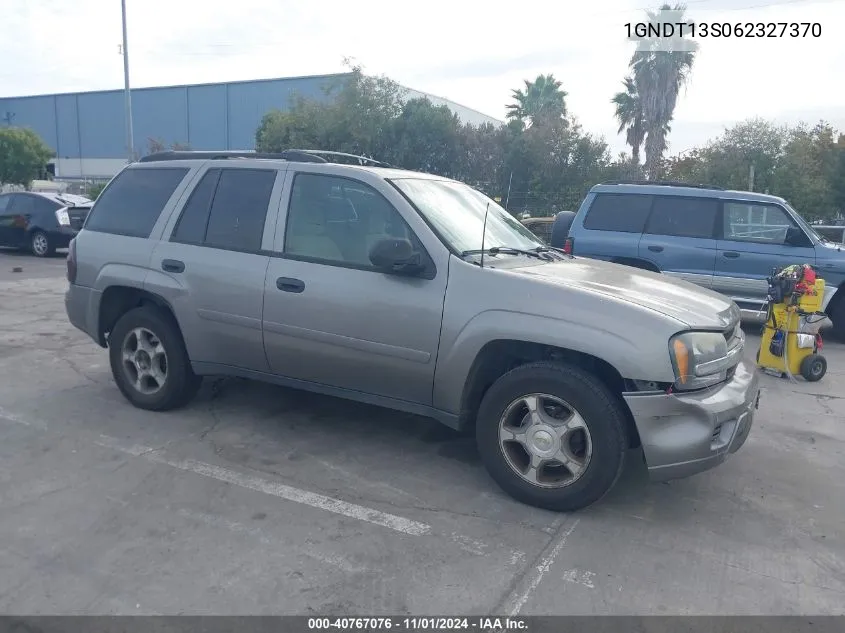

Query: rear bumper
[[47, 226, 78, 249], [65, 283, 101, 344], [623, 359, 760, 482]]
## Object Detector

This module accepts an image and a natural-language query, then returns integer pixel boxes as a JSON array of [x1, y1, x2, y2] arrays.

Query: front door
[[262, 171, 447, 405], [148, 165, 283, 372], [713, 200, 816, 306], [637, 195, 719, 289]]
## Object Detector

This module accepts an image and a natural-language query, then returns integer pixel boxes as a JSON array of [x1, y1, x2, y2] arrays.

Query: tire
[[108, 305, 201, 411], [30, 230, 54, 257], [475, 361, 628, 512], [799, 354, 827, 382], [828, 294, 845, 342]]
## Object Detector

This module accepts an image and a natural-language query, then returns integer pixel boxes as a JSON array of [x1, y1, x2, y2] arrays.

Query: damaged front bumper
[[623, 359, 761, 482]]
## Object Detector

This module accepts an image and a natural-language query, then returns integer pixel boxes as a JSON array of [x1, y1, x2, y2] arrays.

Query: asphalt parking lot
[[1, 250, 843, 616]]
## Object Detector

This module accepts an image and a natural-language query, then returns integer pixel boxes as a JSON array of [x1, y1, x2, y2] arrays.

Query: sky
[[2, 0, 844, 155]]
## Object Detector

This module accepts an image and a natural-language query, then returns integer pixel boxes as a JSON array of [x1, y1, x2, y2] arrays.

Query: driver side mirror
[[369, 238, 426, 276], [785, 226, 811, 248]]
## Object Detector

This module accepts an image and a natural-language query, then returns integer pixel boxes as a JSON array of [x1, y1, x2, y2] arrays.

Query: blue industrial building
[[0, 73, 501, 180]]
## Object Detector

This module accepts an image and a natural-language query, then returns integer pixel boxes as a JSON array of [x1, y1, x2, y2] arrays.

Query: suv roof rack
[[138, 149, 392, 168], [599, 180, 725, 191]]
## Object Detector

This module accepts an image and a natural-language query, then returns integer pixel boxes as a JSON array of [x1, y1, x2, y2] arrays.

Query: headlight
[[669, 331, 737, 391], [55, 208, 70, 226]]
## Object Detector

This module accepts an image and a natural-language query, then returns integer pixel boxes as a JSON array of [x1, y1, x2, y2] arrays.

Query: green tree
[[611, 76, 645, 168], [774, 122, 839, 221], [506, 74, 568, 128], [0, 127, 54, 186], [629, 3, 698, 178], [389, 98, 463, 176]]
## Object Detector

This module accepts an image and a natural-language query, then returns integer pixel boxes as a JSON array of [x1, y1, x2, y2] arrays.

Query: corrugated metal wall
[[0, 73, 348, 160]]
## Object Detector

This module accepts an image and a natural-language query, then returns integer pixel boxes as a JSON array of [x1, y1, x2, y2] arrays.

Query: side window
[[645, 196, 719, 239], [284, 173, 419, 268], [13, 195, 35, 214], [583, 193, 653, 233], [33, 196, 60, 214], [204, 168, 277, 252], [722, 202, 797, 244], [171, 169, 220, 245], [85, 167, 189, 238], [0, 195, 11, 212]]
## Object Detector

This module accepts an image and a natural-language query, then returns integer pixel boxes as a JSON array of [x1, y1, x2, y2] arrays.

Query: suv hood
[[513, 257, 739, 330]]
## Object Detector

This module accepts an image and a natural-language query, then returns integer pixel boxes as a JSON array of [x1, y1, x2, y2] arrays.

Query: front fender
[[432, 309, 676, 415]]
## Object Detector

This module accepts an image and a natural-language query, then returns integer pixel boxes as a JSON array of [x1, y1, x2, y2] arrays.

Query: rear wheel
[[30, 230, 54, 257], [828, 293, 845, 341], [799, 354, 827, 382], [475, 361, 627, 512], [108, 306, 201, 410]]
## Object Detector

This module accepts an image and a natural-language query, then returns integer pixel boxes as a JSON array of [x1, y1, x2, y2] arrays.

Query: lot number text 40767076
[[307, 617, 528, 631]]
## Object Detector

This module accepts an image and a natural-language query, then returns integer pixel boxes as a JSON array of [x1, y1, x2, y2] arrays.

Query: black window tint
[[645, 196, 718, 238], [171, 170, 220, 244], [85, 168, 189, 238], [0, 195, 10, 212], [583, 193, 653, 232], [285, 173, 420, 268], [204, 168, 276, 251], [12, 195, 35, 213], [33, 196, 60, 213]]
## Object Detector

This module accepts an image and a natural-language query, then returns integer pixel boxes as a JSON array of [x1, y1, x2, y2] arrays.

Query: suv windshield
[[391, 178, 544, 254]]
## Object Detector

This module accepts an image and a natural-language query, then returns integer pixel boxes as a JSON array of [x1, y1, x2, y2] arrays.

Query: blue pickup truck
[[562, 182, 845, 337]]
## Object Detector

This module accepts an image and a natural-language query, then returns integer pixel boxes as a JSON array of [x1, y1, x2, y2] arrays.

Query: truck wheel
[[475, 361, 627, 512], [829, 294, 845, 341], [108, 306, 201, 411], [799, 354, 827, 382]]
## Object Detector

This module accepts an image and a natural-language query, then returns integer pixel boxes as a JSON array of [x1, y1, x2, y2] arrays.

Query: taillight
[[563, 237, 574, 255], [67, 238, 77, 283]]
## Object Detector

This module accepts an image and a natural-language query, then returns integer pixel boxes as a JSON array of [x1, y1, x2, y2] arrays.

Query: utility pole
[[121, 0, 135, 161], [748, 162, 755, 192]]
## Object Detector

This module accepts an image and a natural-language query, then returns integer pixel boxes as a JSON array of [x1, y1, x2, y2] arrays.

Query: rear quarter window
[[583, 193, 653, 233], [85, 167, 189, 238]]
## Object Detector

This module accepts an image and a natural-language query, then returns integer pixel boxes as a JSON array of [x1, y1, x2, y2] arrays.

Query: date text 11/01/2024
[[308, 617, 527, 631], [625, 21, 822, 38]]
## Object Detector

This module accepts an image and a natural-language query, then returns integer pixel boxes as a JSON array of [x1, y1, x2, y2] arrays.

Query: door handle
[[276, 277, 305, 293], [722, 251, 740, 259], [647, 245, 664, 253], [161, 259, 185, 273]]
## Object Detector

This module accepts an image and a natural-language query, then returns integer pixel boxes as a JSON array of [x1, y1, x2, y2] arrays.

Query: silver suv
[[65, 150, 761, 511]]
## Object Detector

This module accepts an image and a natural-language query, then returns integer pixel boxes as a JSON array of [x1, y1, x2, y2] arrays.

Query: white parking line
[[495, 517, 581, 616], [96, 435, 431, 537]]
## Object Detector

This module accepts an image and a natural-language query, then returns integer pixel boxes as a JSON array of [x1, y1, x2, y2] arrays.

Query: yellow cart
[[757, 275, 828, 382]]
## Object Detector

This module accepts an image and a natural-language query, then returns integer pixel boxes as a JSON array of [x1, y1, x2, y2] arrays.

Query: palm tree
[[611, 76, 645, 166], [629, 3, 697, 178], [506, 74, 568, 128]]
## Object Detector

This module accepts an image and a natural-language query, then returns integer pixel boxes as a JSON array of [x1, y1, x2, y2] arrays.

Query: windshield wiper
[[460, 246, 547, 260]]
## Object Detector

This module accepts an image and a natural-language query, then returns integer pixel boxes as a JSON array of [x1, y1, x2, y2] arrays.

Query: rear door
[[150, 165, 284, 373], [638, 195, 719, 289], [573, 193, 652, 261], [713, 200, 816, 305], [0, 194, 14, 246]]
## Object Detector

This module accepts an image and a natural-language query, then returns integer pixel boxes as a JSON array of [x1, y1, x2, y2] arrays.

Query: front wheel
[[108, 306, 201, 411], [475, 361, 628, 512]]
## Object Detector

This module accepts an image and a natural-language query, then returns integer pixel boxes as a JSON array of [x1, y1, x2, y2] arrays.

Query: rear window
[[85, 167, 189, 238], [583, 193, 653, 233], [645, 196, 719, 239]]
